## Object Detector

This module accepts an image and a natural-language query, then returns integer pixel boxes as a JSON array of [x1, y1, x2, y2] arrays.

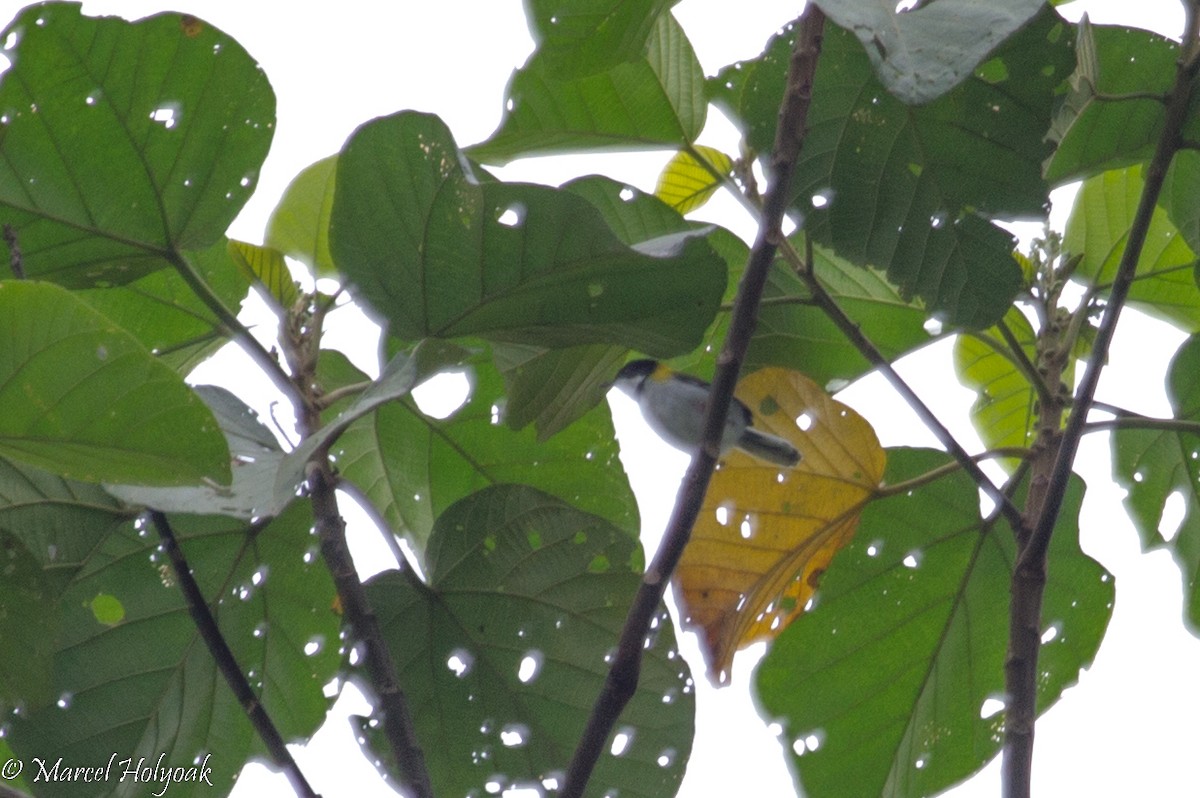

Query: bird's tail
[[737, 427, 801, 467]]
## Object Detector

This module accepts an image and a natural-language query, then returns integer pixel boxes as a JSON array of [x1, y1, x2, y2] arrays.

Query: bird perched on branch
[[611, 359, 801, 467]]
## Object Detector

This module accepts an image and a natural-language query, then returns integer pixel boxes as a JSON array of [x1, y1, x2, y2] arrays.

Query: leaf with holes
[[333, 112, 724, 356], [1064, 165, 1200, 332], [654, 146, 733, 214], [360, 485, 694, 798], [812, 0, 1044, 105], [266, 155, 338, 277], [757, 448, 1113, 798], [469, 12, 705, 163], [0, 281, 230, 486], [0, 4, 274, 286], [5, 503, 341, 798], [332, 352, 637, 553], [1112, 334, 1200, 627], [677, 367, 886, 683], [712, 11, 1074, 327]]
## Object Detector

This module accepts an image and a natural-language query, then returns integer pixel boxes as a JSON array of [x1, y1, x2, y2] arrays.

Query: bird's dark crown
[[615, 359, 658, 382]]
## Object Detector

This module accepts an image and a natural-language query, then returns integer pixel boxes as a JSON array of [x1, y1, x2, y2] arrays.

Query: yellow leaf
[[677, 367, 885, 684], [228, 239, 300, 310], [653, 146, 734, 214]]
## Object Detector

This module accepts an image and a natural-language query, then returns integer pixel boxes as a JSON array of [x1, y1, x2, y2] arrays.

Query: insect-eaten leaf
[[654, 146, 734, 214], [677, 367, 885, 684]]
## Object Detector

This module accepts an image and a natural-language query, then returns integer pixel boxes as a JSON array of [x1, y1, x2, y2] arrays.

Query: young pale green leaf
[[493, 341, 628, 440], [361, 485, 692, 798], [812, 0, 1043, 104], [228, 240, 301, 312], [1112, 334, 1200, 627], [1064, 165, 1200, 331], [332, 112, 725, 355], [1045, 24, 1185, 184], [0, 281, 230, 486], [5, 504, 340, 797], [713, 11, 1073, 328], [525, 0, 677, 77], [265, 155, 339, 277], [469, 12, 705, 163], [954, 308, 1042, 455], [757, 448, 1113, 798], [333, 353, 637, 553], [0, 4, 274, 287], [653, 146, 734, 214], [75, 239, 252, 374]]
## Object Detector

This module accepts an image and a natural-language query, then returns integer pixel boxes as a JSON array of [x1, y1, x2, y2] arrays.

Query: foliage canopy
[[0, 2, 1197, 797]]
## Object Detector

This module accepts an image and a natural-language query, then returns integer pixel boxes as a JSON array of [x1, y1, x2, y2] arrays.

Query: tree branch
[[1002, 5, 1200, 794], [147, 510, 319, 798], [560, 8, 827, 797], [781, 234, 1029, 534], [2, 224, 23, 279]]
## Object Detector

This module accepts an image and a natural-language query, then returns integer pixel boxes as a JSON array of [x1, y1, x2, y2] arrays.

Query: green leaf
[[955, 308, 1042, 454], [105, 385, 287, 520], [0, 456, 130, 580], [5, 504, 340, 798], [1112, 334, 1200, 627], [228, 240, 300, 311], [714, 12, 1073, 327], [332, 111, 725, 355], [1045, 23, 1184, 184], [653, 146, 734, 214], [75, 239, 253, 374], [0, 281, 230, 486], [0, 532, 57, 706], [493, 341, 627, 440], [812, 0, 1044, 104], [361, 485, 693, 798], [0, 4, 275, 287], [265, 155, 338, 277], [524, 0, 677, 77], [1064, 165, 1200, 331], [469, 12, 705, 162], [757, 448, 1113, 798], [1159, 149, 1200, 257], [334, 353, 638, 552], [747, 242, 934, 387]]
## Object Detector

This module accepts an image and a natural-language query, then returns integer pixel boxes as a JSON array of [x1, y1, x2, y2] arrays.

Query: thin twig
[[872, 447, 1032, 499], [3, 224, 23, 279], [1002, 5, 1200, 795], [560, 8, 827, 797], [996, 319, 1056, 409], [147, 510, 320, 798]]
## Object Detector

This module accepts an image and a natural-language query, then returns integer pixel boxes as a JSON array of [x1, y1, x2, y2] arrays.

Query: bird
[[610, 359, 801, 467]]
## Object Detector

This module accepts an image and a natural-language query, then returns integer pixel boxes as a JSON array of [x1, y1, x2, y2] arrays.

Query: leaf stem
[[560, 8, 827, 797], [1003, 5, 1200, 795], [148, 510, 319, 798], [873, 447, 1032, 498]]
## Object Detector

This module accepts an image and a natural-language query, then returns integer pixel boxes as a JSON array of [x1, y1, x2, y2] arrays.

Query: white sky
[[42, 1, 1200, 796]]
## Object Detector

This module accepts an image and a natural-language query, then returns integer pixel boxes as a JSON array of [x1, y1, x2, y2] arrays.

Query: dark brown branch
[[148, 510, 319, 798], [1002, 5, 1200, 794], [304, 461, 433, 798], [3, 224, 23, 279], [560, 8, 827, 798]]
